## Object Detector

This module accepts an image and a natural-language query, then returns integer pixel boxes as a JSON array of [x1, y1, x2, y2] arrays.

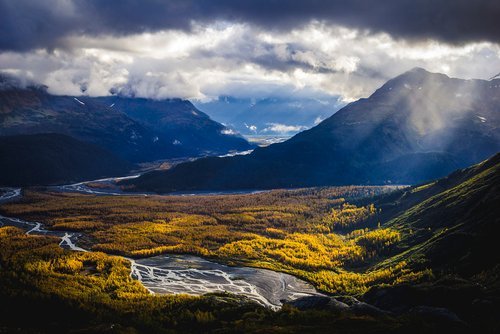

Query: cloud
[[1, 0, 499, 52], [221, 128, 238, 135], [245, 124, 258, 132], [314, 116, 325, 125], [263, 123, 309, 134], [1, 22, 500, 103]]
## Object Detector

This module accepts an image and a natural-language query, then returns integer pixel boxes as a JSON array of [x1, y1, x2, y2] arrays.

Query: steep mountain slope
[[0, 76, 252, 162], [0, 133, 131, 186], [360, 153, 500, 332], [123, 68, 500, 192], [0, 82, 162, 162], [93, 96, 252, 155], [376, 153, 500, 275]]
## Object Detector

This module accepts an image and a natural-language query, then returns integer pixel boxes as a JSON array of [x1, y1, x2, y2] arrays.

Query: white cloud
[[1, 21, 499, 102], [221, 128, 238, 135], [263, 123, 308, 134], [314, 116, 325, 125], [245, 123, 258, 132]]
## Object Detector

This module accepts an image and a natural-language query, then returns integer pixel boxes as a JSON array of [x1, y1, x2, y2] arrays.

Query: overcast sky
[[1, 0, 499, 102]]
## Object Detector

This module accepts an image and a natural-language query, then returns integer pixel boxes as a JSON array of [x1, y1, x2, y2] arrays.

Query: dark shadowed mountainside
[[377, 152, 500, 276], [359, 153, 500, 332], [0, 76, 253, 162], [0, 133, 131, 186], [93, 96, 253, 156], [123, 68, 500, 192]]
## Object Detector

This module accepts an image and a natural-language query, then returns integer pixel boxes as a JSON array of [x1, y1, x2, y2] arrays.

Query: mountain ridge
[[122, 68, 500, 192], [0, 76, 253, 162], [358, 152, 500, 331], [0, 133, 131, 186]]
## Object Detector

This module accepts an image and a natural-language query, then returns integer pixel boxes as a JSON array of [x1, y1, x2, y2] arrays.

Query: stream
[[0, 187, 323, 309], [53, 174, 267, 197]]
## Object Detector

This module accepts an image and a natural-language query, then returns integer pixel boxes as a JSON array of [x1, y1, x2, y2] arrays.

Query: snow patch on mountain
[[221, 128, 238, 135], [74, 97, 85, 105]]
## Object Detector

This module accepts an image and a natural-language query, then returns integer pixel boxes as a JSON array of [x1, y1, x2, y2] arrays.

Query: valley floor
[[0, 155, 499, 333], [1, 186, 421, 296]]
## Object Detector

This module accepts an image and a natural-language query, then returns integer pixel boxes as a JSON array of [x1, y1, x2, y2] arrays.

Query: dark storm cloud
[[1, 0, 499, 52]]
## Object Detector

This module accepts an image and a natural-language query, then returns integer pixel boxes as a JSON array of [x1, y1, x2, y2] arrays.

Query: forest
[[0, 185, 430, 295], [0, 185, 436, 333], [1, 153, 499, 333]]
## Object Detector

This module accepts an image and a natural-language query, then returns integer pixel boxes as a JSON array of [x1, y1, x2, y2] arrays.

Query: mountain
[[0, 76, 253, 162], [93, 96, 253, 155], [195, 95, 342, 136], [376, 152, 500, 275], [0, 133, 131, 186], [122, 68, 500, 192], [359, 153, 500, 331]]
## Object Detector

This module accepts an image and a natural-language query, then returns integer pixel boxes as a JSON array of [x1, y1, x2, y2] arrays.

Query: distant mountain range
[[195, 96, 342, 136], [123, 68, 500, 192], [0, 133, 131, 186], [0, 75, 253, 163]]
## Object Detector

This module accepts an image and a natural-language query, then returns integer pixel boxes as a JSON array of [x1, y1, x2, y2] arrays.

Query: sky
[[0, 0, 499, 106]]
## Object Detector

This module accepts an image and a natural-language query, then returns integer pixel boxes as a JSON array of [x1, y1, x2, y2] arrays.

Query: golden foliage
[[0, 185, 426, 295], [306, 261, 432, 294], [0, 226, 277, 332], [323, 203, 378, 231]]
